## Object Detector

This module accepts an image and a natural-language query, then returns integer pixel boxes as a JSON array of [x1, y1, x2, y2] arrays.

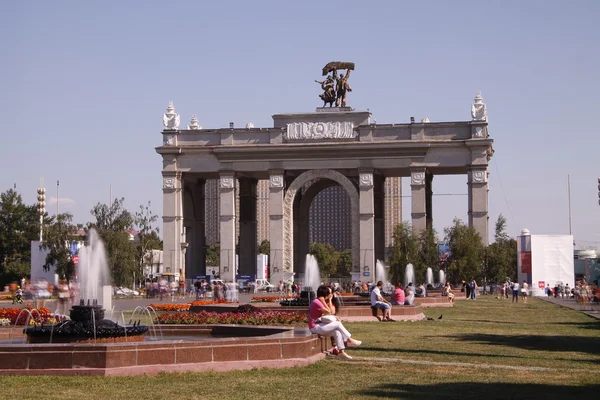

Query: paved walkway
[[538, 296, 600, 320]]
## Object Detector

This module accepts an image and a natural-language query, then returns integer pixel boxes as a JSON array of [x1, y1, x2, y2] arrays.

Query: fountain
[[439, 270, 446, 286], [376, 260, 393, 294], [404, 263, 415, 289], [303, 254, 321, 295], [426, 268, 434, 287], [25, 229, 148, 343]]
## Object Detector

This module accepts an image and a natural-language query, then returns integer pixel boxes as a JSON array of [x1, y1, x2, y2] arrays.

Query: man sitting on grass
[[371, 281, 395, 322]]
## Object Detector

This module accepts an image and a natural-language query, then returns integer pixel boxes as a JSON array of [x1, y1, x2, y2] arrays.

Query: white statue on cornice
[[188, 115, 202, 130], [471, 92, 487, 122], [162, 101, 181, 130]]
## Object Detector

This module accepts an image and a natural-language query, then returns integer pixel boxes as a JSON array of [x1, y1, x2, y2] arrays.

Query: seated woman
[[391, 283, 405, 306], [444, 282, 455, 303], [308, 285, 361, 360]]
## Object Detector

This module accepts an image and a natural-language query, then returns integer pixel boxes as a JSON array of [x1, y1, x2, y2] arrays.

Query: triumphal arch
[[156, 62, 493, 284]]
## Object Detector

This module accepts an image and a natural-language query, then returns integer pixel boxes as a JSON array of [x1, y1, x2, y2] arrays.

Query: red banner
[[72, 255, 79, 267], [520, 252, 531, 273], [538, 281, 545, 289]]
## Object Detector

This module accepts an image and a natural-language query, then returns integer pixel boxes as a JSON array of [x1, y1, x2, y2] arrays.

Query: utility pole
[[56, 180, 60, 216]]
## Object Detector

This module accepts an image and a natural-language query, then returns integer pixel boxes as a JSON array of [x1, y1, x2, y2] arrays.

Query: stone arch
[[283, 169, 359, 274]]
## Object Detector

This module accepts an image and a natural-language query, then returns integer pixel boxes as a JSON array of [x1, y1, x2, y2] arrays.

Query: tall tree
[[336, 249, 353, 277], [257, 239, 270, 255], [388, 222, 419, 285], [308, 242, 339, 278], [0, 189, 40, 286], [134, 201, 161, 281], [486, 214, 518, 283], [444, 218, 484, 283], [89, 198, 137, 287], [416, 226, 439, 284], [206, 245, 220, 266], [41, 213, 77, 281]]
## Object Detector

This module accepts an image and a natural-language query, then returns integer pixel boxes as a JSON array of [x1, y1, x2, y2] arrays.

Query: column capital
[[410, 168, 426, 186], [359, 172, 373, 188], [468, 167, 488, 184], [162, 171, 182, 190], [219, 171, 235, 189]]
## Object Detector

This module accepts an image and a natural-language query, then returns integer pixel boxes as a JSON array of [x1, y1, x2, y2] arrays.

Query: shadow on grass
[[553, 321, 600, 330], [357, 382, 600, 399], [358, 347, 523, 360], [451, 333, 600, 355]]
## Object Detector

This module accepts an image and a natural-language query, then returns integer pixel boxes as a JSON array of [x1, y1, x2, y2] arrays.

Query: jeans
[[310, 321, 352, 350], [471, 289, 476, 300]]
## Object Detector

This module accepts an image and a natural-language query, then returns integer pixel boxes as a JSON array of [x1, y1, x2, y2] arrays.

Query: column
[[374, 175, 385, 264], [190, 179, 206, 278], [425, 172, 433, 230], [238, 178, 257, 276], [411, 168, 427, 234], [359, 171, 375, 283], [269, 171, 285, 284], [219, 172, 236, 282], [162, 171, 183, 276], [468, 168, 489, 245]]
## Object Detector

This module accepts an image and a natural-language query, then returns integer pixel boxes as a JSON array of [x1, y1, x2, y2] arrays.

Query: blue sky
[[1, 1, 599, 248]]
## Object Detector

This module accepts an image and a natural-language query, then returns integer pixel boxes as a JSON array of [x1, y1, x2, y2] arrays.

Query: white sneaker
[[347, 339, 361, 348], [339, 352, 353, 360]]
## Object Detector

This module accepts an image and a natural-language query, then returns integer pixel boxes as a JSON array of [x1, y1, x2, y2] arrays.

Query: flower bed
[[189, 299, 233, 306], [155, 310, 307, 325], [0, 307, 67, 325], [251, 295, 299, 303], [148, 303, 191, 312]]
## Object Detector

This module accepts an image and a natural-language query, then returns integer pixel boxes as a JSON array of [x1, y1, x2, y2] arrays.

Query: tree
[[257, 239, 270, 255], [88, 198, 137, 287], [134, 202, 161, 281], [206, 245, 219, 266], [486, 214, 518, 283], [416, 226, 439, 284], [0, 189, 40, 286], [444, 218, 484, 283], [388, 222, 419, 285], [308, 242, 339, 277], [89, 198, 133, 231], [336, 249, 353, 277], [42, 213, 77, 281]]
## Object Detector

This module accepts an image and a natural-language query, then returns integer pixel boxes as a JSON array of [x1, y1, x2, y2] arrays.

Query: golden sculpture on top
[[315, 61, 354, 108]]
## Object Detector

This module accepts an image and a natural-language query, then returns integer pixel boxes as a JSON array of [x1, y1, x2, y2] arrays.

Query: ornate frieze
[[411, 171, 425, 185], [270, 175, 284, 188], [285, 121, 355, 140], [359, 173, 373, 187], [219, 176, 234, 189], [163, 177, 176, 189]]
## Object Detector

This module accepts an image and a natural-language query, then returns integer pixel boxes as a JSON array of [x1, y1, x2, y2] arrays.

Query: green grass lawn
[[1, 296, 599, 399]]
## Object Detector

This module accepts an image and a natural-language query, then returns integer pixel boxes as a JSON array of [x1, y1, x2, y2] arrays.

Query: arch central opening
[[282, 169, 360, 282], [293, 180, 352, 283]]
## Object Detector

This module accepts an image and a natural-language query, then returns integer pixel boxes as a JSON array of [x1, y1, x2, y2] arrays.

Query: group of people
[[278, 280, 299, 296]]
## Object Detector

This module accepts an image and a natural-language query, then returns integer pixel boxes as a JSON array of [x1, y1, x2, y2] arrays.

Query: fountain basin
[[0, 324, 324, 376], [24, 304, 149, 344]]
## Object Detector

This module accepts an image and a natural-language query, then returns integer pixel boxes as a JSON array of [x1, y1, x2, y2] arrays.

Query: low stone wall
[[0, 325, 324, 376]]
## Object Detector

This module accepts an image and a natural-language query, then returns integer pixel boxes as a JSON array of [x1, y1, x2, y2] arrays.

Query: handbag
[[318, 315, 337, 323]]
